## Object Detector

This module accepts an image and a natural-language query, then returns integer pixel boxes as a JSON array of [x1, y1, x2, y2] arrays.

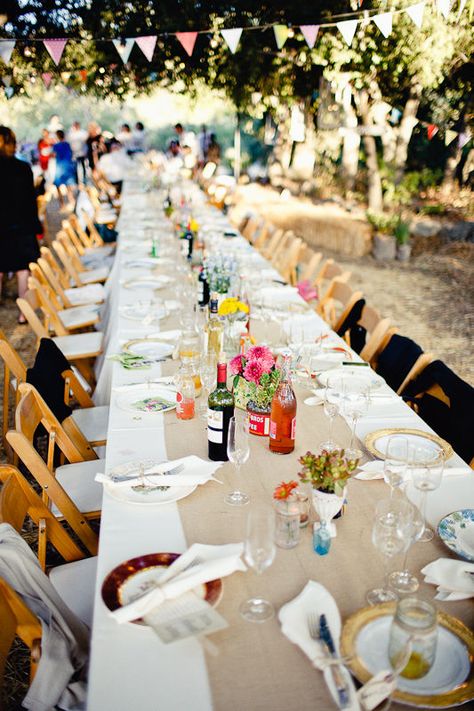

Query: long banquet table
[[86, 179, 474, 710]]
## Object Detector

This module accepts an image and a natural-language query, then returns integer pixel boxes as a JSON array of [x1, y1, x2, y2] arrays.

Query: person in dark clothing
[[0, 126, 41, 322], [86, 122, 106, 170]]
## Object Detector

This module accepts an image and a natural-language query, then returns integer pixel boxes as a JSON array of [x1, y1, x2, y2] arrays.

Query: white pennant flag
[[0, 40, 16, 64], [373, 12, 393, 38], [337, 20, 359, 47], [437, 0, 452, 18], [405, 2, 426, 28], [457, 0, 468, 18], [221, 28, 243, 54], [113, 38, 135, 64]]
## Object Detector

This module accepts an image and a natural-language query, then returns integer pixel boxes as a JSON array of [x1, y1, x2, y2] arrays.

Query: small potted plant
[[298, 449, 359, 535], [229, 346, 281, 436], [367, 211, 398, 261], [394, 218, 411, 262]]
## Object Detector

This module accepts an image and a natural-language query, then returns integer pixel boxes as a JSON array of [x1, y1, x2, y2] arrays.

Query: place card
[[143, 591, 228, 644]]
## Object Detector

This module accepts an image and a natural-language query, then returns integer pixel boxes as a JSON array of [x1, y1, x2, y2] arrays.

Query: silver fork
[[112, 462, 184, 484], [307, 614, 351, 710]]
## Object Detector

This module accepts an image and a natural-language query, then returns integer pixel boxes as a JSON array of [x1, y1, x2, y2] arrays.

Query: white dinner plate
[[318, 366, 384, 389], [122, 339, 174, 358], [105, 459, 195, 506], [364, 428, 452, 461], [122, 275, 174, 290], [115, 385, 176, 414], [120, 302, 167, 322]]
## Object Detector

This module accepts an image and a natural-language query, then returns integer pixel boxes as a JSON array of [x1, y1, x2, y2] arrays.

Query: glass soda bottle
[[269, 351, 296, 454]]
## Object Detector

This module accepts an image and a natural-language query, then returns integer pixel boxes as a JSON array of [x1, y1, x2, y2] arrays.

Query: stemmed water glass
[[388, 504, 424, 594], [340, 378, 370, 460], [318, 375, 340, 451], [383, 436, 409, 498], [410, 446, 444, 542], [199, 353, 217, 419], [239, 505, 276, 622], [366, 498, 414, 605], [224, 416, 250, 506]]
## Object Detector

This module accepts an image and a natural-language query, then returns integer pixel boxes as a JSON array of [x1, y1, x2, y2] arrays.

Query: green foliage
[[243, 369, 281, 409], [381, 166, 444, 208], [366, 210, 398, 234], [298, 449, 358, 497], [394, 218, 410, 246]]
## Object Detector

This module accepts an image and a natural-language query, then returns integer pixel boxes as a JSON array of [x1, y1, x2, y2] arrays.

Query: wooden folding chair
[[65, 217, 114, 260], [34, 257, 105, 309], [52, 240, 109, 287], [0, 464, 98, 627], [253, 221, 273, 251], [241, 216, 263, 243], [40, 245, 70, 290], [273, 235, 303, 285], [0, 329, 26, 463], [260, 228, 286, 259], [28, 277, 100, 333], [318, 278, 364, 330], [314, 259, 352, 297], [298, 249, 323, 283], [358, 305, 392, 366]]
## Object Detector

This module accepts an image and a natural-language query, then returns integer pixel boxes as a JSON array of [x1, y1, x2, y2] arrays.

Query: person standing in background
[[95, 139, 131, 195], [0, 126, 41, 322], [197, 124, 211, 167], [37, 128, 53, 175], [86, 122, 106, 170], [206, 133, 221, 165], [68, 121, 88, 184], [129, 121, 147, 154], [52, 129, 76, 209], [117, 123, 133, 152]]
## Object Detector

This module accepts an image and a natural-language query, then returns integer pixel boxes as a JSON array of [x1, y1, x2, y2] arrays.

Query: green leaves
[[298, 449, 358, 496]]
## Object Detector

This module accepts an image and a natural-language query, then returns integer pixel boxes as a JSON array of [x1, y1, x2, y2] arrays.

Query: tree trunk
[[394, 83, 421, 182], [442, 101, 468, 191], [357, 88, 383, 213], [341, 83, 360, 194]]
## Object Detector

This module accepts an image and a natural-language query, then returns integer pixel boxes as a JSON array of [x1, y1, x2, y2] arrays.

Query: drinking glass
[[318, 375, 341, 451], [366, 498, 414, 605], [383, 436, 409, 498], [410, 447, 444, 542], [240, 505, 276, 622], [225, 416, 250, 506], [199, 353, 217, 419], [340, 379, 370, 460], [388, 597, 438, 679], [388, 504, 424, 594]]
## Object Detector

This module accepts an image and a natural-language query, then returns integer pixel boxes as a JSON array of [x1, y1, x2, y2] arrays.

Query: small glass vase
[[311, 487, 346, 538], [274, 499, 301, 549], [247, 399, 271, 437]]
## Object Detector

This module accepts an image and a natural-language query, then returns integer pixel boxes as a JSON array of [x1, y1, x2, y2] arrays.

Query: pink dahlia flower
[[229, 354, 244, 375], [246, 345, 274, 373], [243, 360, 265, 385]]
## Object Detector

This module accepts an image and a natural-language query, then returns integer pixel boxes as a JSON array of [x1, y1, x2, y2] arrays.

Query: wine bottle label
[[207, 427, 223, 444], [291, 417, 296, 440], [207, 409, 223, 429]]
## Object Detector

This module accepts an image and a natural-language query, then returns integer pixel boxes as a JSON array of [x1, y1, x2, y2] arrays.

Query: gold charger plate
[[364, 428, 453, 461], [341, 602, 474, 708]]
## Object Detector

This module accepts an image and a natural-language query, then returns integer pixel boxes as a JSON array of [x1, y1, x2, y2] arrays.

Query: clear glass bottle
[[206, 292, 224, 358], [313, 521, 331, 556], [269, 351, 297, 454]]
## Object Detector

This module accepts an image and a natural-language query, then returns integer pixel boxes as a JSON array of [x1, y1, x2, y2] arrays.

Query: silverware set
[[307, 613, 351, 709]]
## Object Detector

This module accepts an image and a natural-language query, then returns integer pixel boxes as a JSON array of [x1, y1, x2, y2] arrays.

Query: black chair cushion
[[26, 338, 72, 423], [336, 298, 367, 354], [376, 334, 423, 392]]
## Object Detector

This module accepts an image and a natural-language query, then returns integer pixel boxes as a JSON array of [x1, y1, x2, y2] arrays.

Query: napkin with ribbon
[[95, 455, 223, 489], [279, 581, 360, 710], [110, 543, 246, 623], [421, 558, 474, 601]]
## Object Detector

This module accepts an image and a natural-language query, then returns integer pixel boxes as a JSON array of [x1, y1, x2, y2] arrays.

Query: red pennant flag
[[43, 38, 67, 65], [136, 35, 157, 61], [42, 72, 53, 89], [176, 32, 198, 57], [79, 69, 88, 83], [427, 124, 439, 140]]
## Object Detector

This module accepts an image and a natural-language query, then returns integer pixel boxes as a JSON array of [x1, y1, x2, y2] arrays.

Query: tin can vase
[[247, 400, 271, 437]]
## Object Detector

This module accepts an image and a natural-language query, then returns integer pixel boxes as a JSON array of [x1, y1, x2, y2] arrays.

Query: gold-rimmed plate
[[341, 603, 474, 708], [101, 553, 223, 625], [364, 428, 453, 461], [122, 338, 174, 359]]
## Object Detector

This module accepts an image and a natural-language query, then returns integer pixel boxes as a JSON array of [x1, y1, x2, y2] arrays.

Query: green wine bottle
[[208, 359, 234, 461]]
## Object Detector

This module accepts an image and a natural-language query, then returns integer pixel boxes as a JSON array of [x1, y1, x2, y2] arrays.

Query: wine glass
[[239, 505, 276, 622], [199, 353, 217, 419], [388, 504, 424, 593], [410, 446, 444, 542], [318, 375, 341, 451], [383, 436, 409, 498], [340, 378, 370, 460], [366, 498, 414, 605], [225, 416, 250, 506]]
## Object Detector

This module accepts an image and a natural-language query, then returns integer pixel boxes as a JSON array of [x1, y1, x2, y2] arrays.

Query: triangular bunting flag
[[427, 124, 439, 140], [4, 86, 14, 99], [373, 12, 393, 38], [337, 20, 358, 47], [79, 69, 88, 82], [43, 38, 67, 65], [61, 71, 71, 83], [176, 32, 198, 57], [221, 28, 243, 54], [113, 38, 135, 64], [437, 0, 452, 19], [0, 40, 15, 64], [445, 129, 458, 145], [274, 25, 289, 50], [300, 25, 319, 49], [2, 75, 11, 87], [405, 2, 426, 28], [457, 0, 468, 18], [42, 72, 53, 89], [135, 35, 157, 62], [458, 132, 471, 149]]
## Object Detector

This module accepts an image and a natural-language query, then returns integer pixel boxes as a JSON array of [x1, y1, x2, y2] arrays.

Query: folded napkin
[[95, 455, 223, 490], [279, 581, 360, 710], [297, 280, 318, 302], [110, 543, 246, 623], [421, 558, 474, 601], [107, 353, 151, 370], [355, 461, 385, 481]]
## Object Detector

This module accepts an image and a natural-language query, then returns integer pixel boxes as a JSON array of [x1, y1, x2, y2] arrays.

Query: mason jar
[[388, 597, 438, 679]]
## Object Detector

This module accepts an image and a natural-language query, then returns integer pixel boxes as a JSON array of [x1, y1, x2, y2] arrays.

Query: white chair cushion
[[79, 266, 110, 284], [53, 331, 103, 359], [65, 283, 105, 305], [53, 458, 105, 517], [58, 305, 100, 330], [72, 405, 109, 444], [49, 556, 98, 627], [83, 244, 114, 258]]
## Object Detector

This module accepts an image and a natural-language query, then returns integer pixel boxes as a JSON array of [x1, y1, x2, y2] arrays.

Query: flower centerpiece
[[229, 345, 281, 436], [298, 449, 359, 536], [219, 297, 250, 357]]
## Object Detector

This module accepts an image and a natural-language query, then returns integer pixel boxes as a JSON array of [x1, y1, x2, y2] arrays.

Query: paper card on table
[[143, 591, 228, 644]]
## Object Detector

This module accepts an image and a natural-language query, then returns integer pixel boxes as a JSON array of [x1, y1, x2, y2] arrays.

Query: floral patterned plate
[[115, 385, 176, 414], [437, 509, 474, 562]]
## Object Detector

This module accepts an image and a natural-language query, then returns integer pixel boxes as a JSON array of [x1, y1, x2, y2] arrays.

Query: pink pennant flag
[[458, 132, 471, 149], [42, 72, 53, 89], [372, 12, 393, 38], [136, 35, 157, 62], [405, 2, 426, 28], [176, 32, 198, 57], [300, 25, 319, 49], [43, 38, 67, 65], [427, 124, 439, 140], [221, 28, 243, 54]]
